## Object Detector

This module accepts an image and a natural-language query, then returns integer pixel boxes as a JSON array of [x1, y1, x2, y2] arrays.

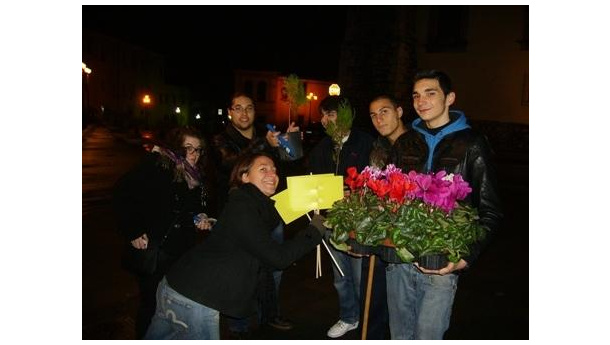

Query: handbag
[[121, 217, 177, 275]]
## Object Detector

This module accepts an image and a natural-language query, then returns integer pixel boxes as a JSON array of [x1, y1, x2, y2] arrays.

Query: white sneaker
[[327, 320, 359, 338]]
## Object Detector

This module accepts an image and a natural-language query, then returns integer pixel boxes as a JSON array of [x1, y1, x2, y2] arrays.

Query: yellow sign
[[271, 189, 305, 224], [272, 174, 344, 224], [287, 174, 343, 211]]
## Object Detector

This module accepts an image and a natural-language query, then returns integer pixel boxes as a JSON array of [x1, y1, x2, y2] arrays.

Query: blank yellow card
[[287, 174, 344, 211], [271, 189, 305, 224]]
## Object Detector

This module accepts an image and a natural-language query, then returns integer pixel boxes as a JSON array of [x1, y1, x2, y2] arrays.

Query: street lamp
[[142, 94, 152, 128], [329, 83, 340, 96], [82, 62, 92, 120], [306, 92, 318, 126]]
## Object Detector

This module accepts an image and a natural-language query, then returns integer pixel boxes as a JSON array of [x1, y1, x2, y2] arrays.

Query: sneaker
[[327, 320, 359, 338], [266, 316, 294, 331]]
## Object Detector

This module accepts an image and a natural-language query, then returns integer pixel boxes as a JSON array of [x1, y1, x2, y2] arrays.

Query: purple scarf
[[152, 145, 202, 189]]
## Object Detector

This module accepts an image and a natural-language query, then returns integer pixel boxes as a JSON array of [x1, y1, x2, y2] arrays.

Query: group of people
[[113, 69, 502, 340]]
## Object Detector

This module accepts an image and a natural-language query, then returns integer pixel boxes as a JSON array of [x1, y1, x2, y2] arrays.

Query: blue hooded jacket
[[411, 110, 470, 172]]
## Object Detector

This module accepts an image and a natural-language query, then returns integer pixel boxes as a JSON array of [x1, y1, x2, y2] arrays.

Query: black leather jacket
[[390, 123, 503, 266]]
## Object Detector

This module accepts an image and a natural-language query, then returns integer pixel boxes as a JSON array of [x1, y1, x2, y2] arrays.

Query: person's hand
[[195, 215, 216, 231], [266, 130, 280, 147], [131, 233, 149, 249], [309, 214, 326, 236], [286, 121, 300, 133], [346, 251, 367, 258], [286, 122, 304, 140], [414, 259, 468, 275]]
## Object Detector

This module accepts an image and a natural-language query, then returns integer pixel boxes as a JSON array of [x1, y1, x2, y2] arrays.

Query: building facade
[[82, 30, 192, 129], [233, 70, 333, 130]]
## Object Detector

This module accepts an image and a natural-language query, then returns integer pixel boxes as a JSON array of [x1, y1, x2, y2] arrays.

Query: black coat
[[307, 128, 374, 176], [113, 152, 208, 259], [211, 124, 280, 216], [166, 183, 322, 318], [391, 127, 503, 266]]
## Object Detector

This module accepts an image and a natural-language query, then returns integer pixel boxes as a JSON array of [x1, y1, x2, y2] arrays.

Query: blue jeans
[[144, 277, 220, 340], [329, 233, 362, 324], [385, 263, 458, 339]]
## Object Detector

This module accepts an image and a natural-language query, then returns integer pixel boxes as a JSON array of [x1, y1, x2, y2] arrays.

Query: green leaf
[[395, 247, 415, 262], [329, 237, 350, 252]]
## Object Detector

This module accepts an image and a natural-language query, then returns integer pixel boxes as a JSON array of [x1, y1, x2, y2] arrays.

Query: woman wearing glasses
[[114, 126, 213, 339]]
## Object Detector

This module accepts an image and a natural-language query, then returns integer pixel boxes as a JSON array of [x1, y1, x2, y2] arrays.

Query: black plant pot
[[417, 254, 448, 270], [346, 238, 373, 256], [376, 245, 403, 264]]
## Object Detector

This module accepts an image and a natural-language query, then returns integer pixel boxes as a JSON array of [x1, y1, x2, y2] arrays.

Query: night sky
[[83, 5, 348, 99]]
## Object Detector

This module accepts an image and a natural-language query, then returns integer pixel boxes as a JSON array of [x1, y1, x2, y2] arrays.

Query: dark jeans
[[360, 256, 390, 339], [134, 251, 177, 339], [135, 272, 164, 339]]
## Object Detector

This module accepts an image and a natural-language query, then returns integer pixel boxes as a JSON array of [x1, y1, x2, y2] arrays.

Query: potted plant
[[325, 165, 487, 270], [283, 74, 307, 127], [323, 98, 355, 174]]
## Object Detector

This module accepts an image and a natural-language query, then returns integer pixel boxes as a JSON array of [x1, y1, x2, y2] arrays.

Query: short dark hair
[[413, 70, 453, 96], [318, 95, 348, 113], [229, 92, 254, 109], [228, 152, 274, 190], [370, 94, 401, 109]]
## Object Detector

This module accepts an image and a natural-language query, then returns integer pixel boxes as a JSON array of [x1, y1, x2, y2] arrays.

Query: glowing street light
[[82, 62, 93, 118], [175, 107, 181, 114], [306, 92, 318, 126], [141, 94, 152, 128], [329, 83, 340, 96]]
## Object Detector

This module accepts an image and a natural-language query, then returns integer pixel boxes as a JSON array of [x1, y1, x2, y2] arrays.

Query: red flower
[[367, 179, 391, 197], [346, 166, 358, 179], [345, 166, 362, 190]]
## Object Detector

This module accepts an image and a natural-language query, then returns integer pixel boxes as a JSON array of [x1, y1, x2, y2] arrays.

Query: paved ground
[[82, 124, 528, 340]]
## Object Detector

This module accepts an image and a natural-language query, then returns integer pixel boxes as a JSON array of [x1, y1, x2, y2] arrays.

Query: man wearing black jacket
[[384, 70, 503, 339], [211, 93, 298, 335], [307, 95, 378, 338]]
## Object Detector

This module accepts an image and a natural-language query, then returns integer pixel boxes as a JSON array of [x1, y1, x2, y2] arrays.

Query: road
[[82, 125, 529, 339]]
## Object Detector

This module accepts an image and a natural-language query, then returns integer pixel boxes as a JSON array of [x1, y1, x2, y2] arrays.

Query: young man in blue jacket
[[385, 70, 503, 339]]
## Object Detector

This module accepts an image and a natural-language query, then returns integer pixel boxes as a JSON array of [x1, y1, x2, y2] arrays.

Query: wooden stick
[[307, 212, 345, 277], [361, 254, 376, 340]]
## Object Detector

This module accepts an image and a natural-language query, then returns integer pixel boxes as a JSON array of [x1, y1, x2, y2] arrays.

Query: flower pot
[[417, 254, 448, 270], [377, 246, 403, 263], [382, 238, 395, 248]]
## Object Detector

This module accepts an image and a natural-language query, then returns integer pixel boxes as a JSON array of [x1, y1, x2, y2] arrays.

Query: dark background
[[83, 5, 347, 100]]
